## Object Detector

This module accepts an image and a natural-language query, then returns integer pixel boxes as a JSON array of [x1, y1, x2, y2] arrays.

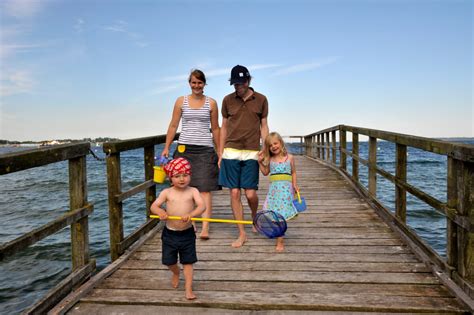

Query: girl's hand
[[293, 184, 299, 193], [257, 151, 265, 163], [161, 148, 169, 158]]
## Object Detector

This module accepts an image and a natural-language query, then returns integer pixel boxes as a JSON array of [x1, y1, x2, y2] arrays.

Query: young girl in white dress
[[258, 132, 299, 252]]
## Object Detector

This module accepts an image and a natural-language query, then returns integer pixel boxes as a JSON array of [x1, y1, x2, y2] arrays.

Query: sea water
[[0, 139, 472, 314]]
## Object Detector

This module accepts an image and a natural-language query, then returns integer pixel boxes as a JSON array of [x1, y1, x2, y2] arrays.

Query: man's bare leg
[[230, 188, 247, 247], [245, 189, 259, 233]]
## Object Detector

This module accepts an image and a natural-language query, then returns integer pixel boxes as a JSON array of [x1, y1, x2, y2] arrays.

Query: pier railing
[[103, 134, 177, 261], [0, 143, 95, 313], [304, 125, 474, 299]]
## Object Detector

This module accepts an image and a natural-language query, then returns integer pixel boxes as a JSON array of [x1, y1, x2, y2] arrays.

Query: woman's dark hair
[[188, 69, 206, 84]]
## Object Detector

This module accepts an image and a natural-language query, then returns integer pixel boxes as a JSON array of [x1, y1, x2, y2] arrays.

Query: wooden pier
[[53, 156, 470, 313], [2, 125, 473, 314]]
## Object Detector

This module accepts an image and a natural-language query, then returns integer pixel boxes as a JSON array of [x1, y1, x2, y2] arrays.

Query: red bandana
[[164, 157, 192, 177]]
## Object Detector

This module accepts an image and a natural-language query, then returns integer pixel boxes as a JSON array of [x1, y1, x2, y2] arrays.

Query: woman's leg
[[199, 191, 212, 239]]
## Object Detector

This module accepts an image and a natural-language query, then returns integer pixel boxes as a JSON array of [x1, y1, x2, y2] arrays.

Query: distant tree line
[[0, 137, 120, 145]]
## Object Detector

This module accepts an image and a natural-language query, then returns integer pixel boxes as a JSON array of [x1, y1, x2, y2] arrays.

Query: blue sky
[[0, 0, 472, 141]]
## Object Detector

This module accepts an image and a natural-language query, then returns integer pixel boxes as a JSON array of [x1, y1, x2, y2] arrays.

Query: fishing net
[[254, 210, 287, 238]]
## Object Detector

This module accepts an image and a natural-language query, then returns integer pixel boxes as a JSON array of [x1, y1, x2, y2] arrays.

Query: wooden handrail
[[104, 133, 179, 261], [302, 125, 474, 299], [0, 142, 94, 313], [0, 142, 90, 175], [0, 204, 93, 260]]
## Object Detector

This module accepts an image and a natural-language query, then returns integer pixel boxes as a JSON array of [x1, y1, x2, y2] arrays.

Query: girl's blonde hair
[[263, 132, 287, 164]]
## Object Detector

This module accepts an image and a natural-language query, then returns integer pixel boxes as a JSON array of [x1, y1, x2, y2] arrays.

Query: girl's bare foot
[[185, 290, 197, 300], [276, 238, 284, 252]]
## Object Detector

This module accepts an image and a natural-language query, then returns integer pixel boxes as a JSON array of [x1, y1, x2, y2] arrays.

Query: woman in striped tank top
[[161, 69, 221, 240]]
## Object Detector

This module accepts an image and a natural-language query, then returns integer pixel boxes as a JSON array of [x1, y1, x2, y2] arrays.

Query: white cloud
[[0, 70, 35, 96], [159, 64, 282, 83], [272, 57, 339, 76], [3, 0, 44, 18], [0, 43, 43, 59], [150, 84, 182, 95], [104, 20, 149, 47], [74, 18, 85, 34]]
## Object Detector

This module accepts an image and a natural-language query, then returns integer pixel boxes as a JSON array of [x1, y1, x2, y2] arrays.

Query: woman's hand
[[181, 216, 191, 223]]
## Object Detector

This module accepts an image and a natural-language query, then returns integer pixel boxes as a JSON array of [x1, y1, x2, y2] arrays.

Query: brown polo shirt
[[221, 88, 268, 151]]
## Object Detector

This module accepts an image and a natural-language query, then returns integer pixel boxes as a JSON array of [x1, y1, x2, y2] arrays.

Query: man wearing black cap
[[218, 65, 269, 248]]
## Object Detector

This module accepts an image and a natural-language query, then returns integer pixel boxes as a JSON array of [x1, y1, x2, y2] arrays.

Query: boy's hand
[[158, 213, 169, 220]]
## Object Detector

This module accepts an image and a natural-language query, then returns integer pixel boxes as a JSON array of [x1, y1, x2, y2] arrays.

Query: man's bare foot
[[231, 236, 247, 248], [185, 290, 196, 300], [171, 272, 179, 288]]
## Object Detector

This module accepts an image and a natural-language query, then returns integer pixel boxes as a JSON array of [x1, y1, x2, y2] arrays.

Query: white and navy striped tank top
[[178, 95, 214, 147]]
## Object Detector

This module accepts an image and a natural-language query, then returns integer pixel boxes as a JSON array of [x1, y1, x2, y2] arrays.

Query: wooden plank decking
[[65, 156, 468, 314]]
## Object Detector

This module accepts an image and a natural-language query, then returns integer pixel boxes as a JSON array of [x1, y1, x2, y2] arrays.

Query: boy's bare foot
[[185, 290, 197, 300], [171, 272, 180, 288], [231, 236, 247, 248]]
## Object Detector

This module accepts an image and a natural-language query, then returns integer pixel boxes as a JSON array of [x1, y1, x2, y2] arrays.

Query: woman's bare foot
[[199, 229, 209, 240], [231, 235, 247, 248], [185, 290, 197, 300]]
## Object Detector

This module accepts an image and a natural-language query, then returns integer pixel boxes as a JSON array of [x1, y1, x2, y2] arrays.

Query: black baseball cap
[[229, 65, 251, 85]]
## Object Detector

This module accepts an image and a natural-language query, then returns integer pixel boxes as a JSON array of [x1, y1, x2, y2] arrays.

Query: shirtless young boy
[[150, 157, 205, 300]]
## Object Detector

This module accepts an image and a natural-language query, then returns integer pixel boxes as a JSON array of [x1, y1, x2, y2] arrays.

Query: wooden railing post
[[304, 137, 312, 156], [340, 129, 347, 171], [69, 156, 89, 270], [331, 130, 337, 164], [447, 158, 474, 285], [368, 137, 377, 196], [316, 134, 321, 158], [321, 134, 325, 159], [447, 157, 458, 268], [396, 144, 407, 222], [352, 133, 359, 181], [106, 153, 123, 261], [326, 132, 330, 161], [144, 145, 156, 218]]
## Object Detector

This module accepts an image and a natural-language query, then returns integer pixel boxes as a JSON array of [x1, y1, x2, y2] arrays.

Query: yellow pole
[[150, 215, 253, 225]]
